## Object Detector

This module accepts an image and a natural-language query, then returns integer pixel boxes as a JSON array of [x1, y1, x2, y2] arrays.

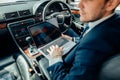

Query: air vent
[[5, 12, 19, 19], [19, 9, 31, 16]]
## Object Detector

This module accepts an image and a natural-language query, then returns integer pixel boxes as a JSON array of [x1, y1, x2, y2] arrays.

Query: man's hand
[[61, 34, 73, 41], [47, 45, 63, 58]]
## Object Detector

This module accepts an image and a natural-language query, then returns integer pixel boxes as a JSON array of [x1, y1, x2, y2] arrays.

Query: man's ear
[[105, 0, 120, 11]]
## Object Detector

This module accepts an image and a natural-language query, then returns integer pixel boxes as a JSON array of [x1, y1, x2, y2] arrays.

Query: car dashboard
[[0, 0, 81, 80]]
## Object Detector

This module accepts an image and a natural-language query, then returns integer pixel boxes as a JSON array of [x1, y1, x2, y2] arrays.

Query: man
[[47, 0, 120, 80]]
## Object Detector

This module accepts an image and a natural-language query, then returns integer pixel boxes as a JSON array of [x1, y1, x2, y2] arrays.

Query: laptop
[[28, 19, 76, 59]]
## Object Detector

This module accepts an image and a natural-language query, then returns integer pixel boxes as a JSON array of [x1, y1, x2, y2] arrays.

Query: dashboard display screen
[[8, 19, 35, 38]]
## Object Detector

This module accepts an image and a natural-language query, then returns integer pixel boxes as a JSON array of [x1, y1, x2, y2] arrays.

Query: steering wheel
[[42, 0, 72, 33]]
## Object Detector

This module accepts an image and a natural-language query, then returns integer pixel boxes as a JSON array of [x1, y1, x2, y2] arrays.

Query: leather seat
[[14, 52, 31, 80], [0, 52, 31, 80], [98, 53, 120, 80]]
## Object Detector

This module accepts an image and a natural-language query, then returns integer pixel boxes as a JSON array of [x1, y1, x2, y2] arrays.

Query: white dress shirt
[[83, 13, 115, 36]]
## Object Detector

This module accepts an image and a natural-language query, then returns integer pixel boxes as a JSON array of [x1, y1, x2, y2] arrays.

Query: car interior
[[0, 0, 120, 80]]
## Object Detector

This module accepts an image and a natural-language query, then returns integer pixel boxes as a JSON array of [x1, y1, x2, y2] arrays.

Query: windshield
[[0, 0, 39, 4], [0, 0, 16, 3]]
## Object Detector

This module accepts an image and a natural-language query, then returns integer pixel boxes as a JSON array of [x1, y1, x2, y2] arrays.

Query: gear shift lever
[[26, 36, 33, 48], [26, 36, 38, 55]]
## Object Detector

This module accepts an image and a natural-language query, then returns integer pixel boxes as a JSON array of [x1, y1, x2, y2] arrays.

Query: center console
[[7, 19, 34, 48], [7, 18, 50, 80], [7, 18, 41, 57]]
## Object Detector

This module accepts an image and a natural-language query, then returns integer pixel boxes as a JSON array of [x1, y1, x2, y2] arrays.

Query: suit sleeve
[[47, 49, 106, 80]]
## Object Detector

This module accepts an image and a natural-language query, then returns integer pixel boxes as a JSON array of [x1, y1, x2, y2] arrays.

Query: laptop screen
[[28, 22, 61, 48]]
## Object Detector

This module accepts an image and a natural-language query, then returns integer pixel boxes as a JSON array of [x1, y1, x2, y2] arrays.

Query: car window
[[0, 0, 17, 3], [0, 0, 40, 4]]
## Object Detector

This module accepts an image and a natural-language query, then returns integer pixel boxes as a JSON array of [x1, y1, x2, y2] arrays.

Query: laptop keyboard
[[40, 38, 68, 55]]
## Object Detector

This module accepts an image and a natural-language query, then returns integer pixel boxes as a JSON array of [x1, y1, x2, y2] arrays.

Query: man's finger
[[47, 49, 50, 53]]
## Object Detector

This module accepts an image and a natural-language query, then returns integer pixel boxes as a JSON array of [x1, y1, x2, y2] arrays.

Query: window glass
[[0, 0, 39, 4], [0, 0, 17, 3]]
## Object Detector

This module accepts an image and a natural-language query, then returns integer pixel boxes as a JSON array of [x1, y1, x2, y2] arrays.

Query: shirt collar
[[88, 13, 115, 29]]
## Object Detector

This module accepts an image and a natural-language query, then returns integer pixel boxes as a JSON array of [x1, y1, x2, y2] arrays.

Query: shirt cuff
[[74, 37, 80, 43], [72, 37, 75, 42], [49, 57, 63, 66]]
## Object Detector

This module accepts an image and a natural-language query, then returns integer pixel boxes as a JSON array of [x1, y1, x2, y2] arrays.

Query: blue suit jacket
[[48, 14, 120, 80]]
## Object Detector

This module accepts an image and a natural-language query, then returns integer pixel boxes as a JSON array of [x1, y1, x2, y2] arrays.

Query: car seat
[[98, 53, 120, 80]]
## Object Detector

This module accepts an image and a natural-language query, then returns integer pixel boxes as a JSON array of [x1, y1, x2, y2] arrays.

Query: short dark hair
[[105, 0, 109, 2]]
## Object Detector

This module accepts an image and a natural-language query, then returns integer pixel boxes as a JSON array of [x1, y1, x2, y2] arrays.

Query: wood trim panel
[[24, 49, 42, 58], [71, 10, 80, 15], [0, 23, 6, 29]]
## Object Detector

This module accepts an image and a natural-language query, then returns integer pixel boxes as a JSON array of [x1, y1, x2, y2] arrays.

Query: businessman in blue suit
[[47, 0, 120, 80]]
